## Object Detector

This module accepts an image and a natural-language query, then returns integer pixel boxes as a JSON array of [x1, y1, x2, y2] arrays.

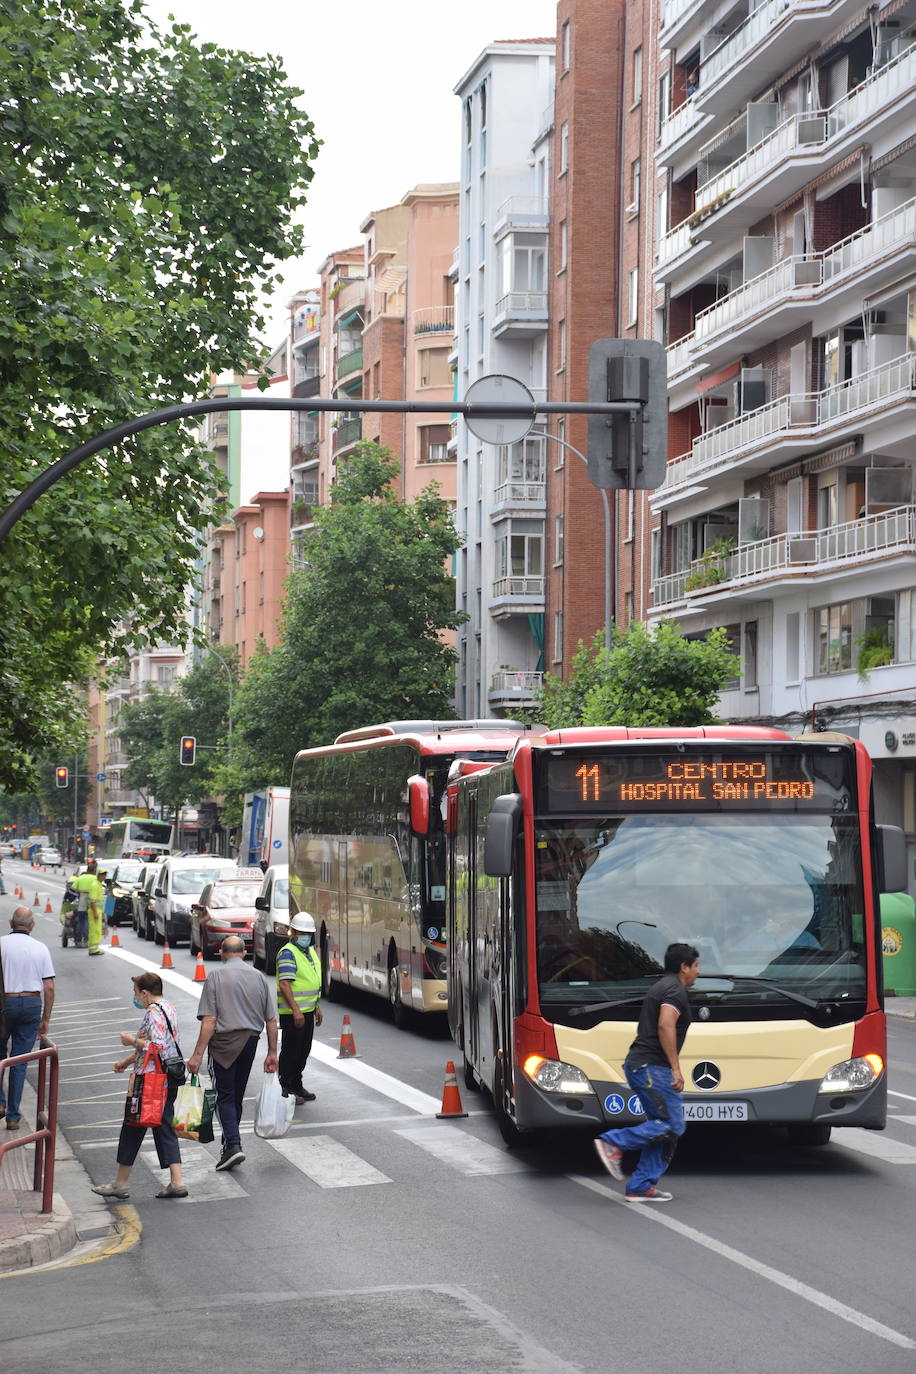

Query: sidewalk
[[886, 995, 916, 1019], [0, 1078, 112, 1274]]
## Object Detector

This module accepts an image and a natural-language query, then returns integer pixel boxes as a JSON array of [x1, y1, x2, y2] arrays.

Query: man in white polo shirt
[[0, 907, 55, 1129]]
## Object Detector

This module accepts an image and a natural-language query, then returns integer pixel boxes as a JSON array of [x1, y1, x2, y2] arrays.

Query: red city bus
[[448, 726, 904, 1146], [289, 720, 531, 1027]]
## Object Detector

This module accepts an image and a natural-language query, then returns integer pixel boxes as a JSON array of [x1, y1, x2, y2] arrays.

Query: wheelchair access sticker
[[604, 1094, 625, 1114]]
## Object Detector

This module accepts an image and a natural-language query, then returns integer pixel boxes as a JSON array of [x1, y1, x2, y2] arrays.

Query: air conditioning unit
[[796, 117, 826, 146], [788, 537, 816, 562]]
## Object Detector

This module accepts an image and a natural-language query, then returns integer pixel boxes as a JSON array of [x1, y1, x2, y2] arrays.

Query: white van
[[152, 855, 232, 946]]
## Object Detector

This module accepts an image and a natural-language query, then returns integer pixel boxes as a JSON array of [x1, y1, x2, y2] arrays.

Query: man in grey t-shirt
[[187, 936, 279, 1171]]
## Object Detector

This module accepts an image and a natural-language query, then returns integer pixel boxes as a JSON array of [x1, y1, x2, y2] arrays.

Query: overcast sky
[[143, 0, 558, 338]]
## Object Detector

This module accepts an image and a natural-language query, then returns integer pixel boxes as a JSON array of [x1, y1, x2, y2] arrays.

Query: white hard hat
[[289, 913, 316, 934]]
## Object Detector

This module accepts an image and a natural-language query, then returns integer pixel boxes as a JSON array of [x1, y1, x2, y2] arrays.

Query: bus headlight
[[818, 1054, 884, 1094], [523, 1056, 594, 1095], [423, 947, 446, 979]]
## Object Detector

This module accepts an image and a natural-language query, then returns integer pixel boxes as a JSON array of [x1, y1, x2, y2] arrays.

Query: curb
[[0, 1195, 77, 1274]]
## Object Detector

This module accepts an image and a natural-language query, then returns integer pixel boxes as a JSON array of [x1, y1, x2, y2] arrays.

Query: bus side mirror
[[484, 794, 523, 878], [408, 775, 430, 836], [877, 824, 906, 893]]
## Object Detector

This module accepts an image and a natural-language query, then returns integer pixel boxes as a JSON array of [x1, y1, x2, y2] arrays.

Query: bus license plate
[[684, 1101, 748, 1122]]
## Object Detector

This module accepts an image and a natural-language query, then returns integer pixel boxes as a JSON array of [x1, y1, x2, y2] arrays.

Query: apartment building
[[205, 491, 290, 666], [650, 0, 916, 861], [453, 39, 556, 718]]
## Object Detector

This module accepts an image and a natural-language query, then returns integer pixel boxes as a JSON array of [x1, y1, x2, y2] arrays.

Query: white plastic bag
[[172, 1075, 205, 1138], [254, 1072, 295, 1139]]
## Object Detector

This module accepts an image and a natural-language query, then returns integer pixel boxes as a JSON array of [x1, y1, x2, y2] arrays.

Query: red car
[[189, 877, 262, 958]]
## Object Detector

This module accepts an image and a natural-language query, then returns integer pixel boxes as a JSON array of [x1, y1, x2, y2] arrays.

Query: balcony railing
[[495, 291, 548, 315], [696, 111, 822, 213], [820, 351, 916, 424], [489, 670, 544, 697], [652, 507, 916, 607], [493, 481, 546, 506], [496, 195, 549, 223], [701, 0, 787, 90], [656, 219, 695, 267], [336, 346, 363, 380], [822, 195, 916, 282], [413, 306, 455, 336], [332, 417, 362, 451], [491, 576, 545, 599], [828, 41, 916, 139], [658, 98, 704, 151], [660, 0, 703, 32], [667, 334, 696, 377]]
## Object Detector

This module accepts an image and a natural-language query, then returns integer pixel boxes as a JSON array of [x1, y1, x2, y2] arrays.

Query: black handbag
[[158, 1005, 187, 1086]]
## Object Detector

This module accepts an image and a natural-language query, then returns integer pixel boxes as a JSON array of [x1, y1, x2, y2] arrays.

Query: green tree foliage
[[118, 647, 237, 813], [0, 747, 90, 835], [531, 622, 739, 729], [0, 0, 319, 790], [211, 444, 464, 814]]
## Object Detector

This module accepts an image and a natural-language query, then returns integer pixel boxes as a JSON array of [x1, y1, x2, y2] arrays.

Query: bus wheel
[[388, 960, 407, 1029], [320, 934, 337, 1000], [463, 1054, 481, 1093], [787, 1124, 832, 1148], [493, 1056, 523, 1149]]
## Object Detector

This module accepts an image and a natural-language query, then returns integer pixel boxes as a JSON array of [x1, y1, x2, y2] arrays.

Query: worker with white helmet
[[275, 912, 323, 1105]]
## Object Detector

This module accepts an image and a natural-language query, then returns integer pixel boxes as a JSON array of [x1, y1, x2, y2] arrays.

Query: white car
[[37, 846, 62, 866], [152, 855, 235, 946], [251, 864, 290, 974]]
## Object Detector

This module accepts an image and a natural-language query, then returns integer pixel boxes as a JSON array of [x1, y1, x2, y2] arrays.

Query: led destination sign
[[541, 749, 854, 814]]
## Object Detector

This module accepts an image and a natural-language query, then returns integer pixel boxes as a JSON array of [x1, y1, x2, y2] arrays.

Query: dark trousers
[[279, 1014, 315, 1094], [117, 1077, 182, 1169], [0, 997, 42, 1124], [211, 1035, 258, 1148]]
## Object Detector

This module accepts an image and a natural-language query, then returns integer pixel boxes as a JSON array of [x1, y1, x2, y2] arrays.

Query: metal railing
[[412, 306, 454, 336], [336, 346, 363, 380], [828, 42, 916, 137], [656, 219, 694, 266], [650, 569, 690, 605], [658, 98, 704, 150], [493, 480, 546, 505], [0, 1038, 59, 1215], [660, 0, 703, 30], [667, 334, 696, 376], [332, 417, 362, 451], [820, 352, 916, 423], [496, 195, 549, 222], [822, 195, 916, 280], [701, 0, 790, 89], [495, 291, 548, 316], [491, 576, 545, 599], [697, 111, 821, 211], [489, 669, 544, 695]]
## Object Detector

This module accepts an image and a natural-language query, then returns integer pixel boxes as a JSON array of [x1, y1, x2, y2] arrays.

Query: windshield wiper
[[567, 994, 648, 1017], [696, 973, 822, 1012]]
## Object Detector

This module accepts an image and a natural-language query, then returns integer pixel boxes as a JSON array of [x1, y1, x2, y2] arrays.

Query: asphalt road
[[3, 858, 916, 1374]]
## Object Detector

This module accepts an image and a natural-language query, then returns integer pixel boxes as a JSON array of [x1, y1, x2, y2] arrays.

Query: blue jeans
[[0, 997, 43, 1124], [211, 1035, 258, 1148], [600, 1062, 686, 1194]]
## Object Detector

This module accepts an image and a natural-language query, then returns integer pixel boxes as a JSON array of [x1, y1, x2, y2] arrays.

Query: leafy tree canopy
[[0, 0, 319, 790], [531, 622, 739, 729], [211, 444, 465, 818]]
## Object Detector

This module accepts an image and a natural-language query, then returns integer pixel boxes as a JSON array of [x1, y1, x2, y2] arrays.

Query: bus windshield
[[534, 813, 867, 1013]]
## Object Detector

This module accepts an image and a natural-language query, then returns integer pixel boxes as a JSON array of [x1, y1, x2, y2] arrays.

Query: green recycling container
[[881, 892, 916, 997]]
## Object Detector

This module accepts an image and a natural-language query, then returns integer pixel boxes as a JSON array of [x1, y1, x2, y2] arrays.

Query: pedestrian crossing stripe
[[268, 1135, 392, 1188], [395, 1124, 528, 1176]]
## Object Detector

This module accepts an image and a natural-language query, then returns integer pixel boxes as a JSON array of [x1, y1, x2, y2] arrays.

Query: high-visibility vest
[[276, 941, 321, 1016]]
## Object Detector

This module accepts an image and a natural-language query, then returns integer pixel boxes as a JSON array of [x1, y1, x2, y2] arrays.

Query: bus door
[[337, 840, 350, 980], [494, 870, 514, 1077], [465, 794, 480, 1070]]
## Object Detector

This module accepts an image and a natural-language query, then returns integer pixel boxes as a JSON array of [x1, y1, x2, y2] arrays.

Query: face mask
[[295, 934, 313, 950], [133, 995, 145, 1010]]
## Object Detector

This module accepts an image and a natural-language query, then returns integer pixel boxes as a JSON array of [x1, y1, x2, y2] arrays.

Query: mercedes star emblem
[[698, 1005, 711, 1021], [692, 1061, 722, 1090]]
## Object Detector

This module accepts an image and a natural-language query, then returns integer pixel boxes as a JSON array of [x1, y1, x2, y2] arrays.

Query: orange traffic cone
[[14, 884, 20, 898], [45, 897, 53, 913], [110, 928, 120, 947], [33, 891, 39, 906], [338, 1014, 358, 1059], [161, 941, 173, 970], [193, 951, 207, 983], [436, 1061, 468, 1119]]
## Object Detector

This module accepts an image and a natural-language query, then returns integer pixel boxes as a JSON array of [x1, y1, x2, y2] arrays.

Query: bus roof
[[296, 721, 533, 764], [525, 725, 794, 748], [333, 719, 529, 744]]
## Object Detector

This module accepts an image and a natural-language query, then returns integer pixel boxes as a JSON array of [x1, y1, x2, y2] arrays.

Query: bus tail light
[[818, 1054, 885, 1094], [523, 1055, 594, 1096]]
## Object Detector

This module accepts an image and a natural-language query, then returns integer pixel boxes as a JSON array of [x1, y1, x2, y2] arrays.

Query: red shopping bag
[[124, 1043, 168, 1128]]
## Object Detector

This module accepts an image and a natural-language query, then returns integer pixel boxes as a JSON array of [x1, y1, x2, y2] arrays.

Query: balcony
[[651, 507, 916, 612], [336, 346, 364, 380], [494, 196, 549, 234], [332, 417, 362, 453], [657, 98, 712, 169], [696, 0, 860, 118], [412, 306, 455, 337], [491, 481, 546, 517], [493, 291, 548, 339], [488, 669, 544, 707], [658, 0, 706, 47], [656, 352, 916, 505], [292, 373, 320, 399], [489, 576, 545, 618]]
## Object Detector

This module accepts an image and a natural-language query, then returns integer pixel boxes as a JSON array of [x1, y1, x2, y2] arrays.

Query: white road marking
[[834, 1130, 916, 1164], [267, 1134, 391, 1188], [893, 1115, 916, 1127], [395, 1124, 528, 1175], [139, 1142, 247, 1202], [568, 1174, 915, 1351], [888, 1089, 916, 1103]]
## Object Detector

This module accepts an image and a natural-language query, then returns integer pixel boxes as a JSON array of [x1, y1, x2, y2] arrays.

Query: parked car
[[105, 859, 145, 927], [251, 864, 290, 974], [0, 842, 16, 857], [190, 875, 262, 958], [152, 855, 233, 946], [133, 861, 162, 939], [37, 846, 62, 866]]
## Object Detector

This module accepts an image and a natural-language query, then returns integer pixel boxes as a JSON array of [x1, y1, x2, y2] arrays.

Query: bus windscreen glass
[[533, 747, 865, 1019]]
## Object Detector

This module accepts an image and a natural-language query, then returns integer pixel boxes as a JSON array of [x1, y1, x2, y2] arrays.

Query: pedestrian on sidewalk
[[187, 935, 279, 1172], [71, 861, 105, 954], [594, 943, 700, 1202], [92, 972, 187, 1200], [0, 908, 55, 1130], [276, 913, 322, 1104], [0, 854, 6, 897]]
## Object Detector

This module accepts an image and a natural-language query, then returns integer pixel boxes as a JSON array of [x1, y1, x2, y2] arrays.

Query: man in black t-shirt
[[594, 943, 699, 1202]]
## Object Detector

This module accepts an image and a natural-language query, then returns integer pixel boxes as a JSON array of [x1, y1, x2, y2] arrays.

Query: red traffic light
[[55, 765, 69, 788], [179, 736, 196, 766]]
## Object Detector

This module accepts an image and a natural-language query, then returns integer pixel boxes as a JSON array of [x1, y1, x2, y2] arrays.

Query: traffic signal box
[[55, 766, 69, 788], [587, 339, 667, 490], [179, 736, 197, 766]]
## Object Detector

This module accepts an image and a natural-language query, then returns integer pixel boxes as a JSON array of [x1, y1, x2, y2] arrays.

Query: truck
[[240, 786, 290, 868]]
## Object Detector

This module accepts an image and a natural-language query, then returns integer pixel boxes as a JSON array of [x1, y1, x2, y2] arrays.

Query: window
[[477, 314, 485, 357], [418, 348, 450, 388], [630, 158, 641, 210], [624, 591, 634, 626], [626, 490, 635, 541], [785, 612, 800, 681], [627, 267, 639, 325], [495, 531, 543, 579], [658, 70, 671, 133], [560, 122, 569, 174], [558, 318, 567, 370], [420, 425, 451, 463], [559, 219, 568, 271], [744, 621, 758, 689], [497, 437, 545, 486], [632, 46, 643, 105], [499, 235, 547, 296], [817, 480, 838, 530], [259, 570, 265, 606], [561, 19, 570, 71], [554, 514, 565, 565], [556, 418, 566, 468], [816, 603, 853, 675], [554, 610, 564, 661], [813, 596, 895, 677], [657, 185, 669, 237], [786, 476, 804, 534]]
